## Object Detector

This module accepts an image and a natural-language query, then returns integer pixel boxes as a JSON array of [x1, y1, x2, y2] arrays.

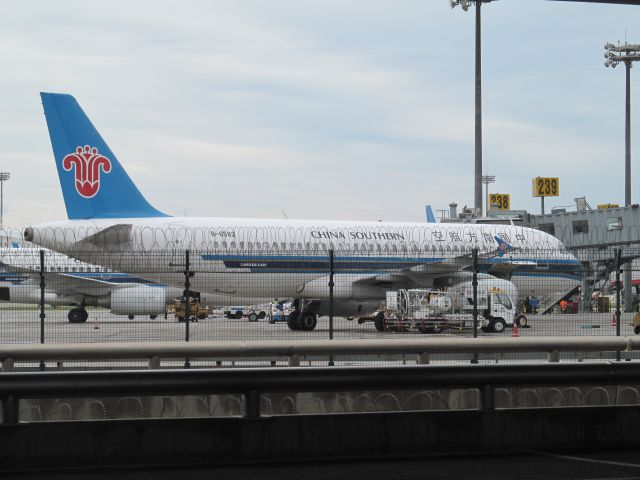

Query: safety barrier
[[0, 336, 637, 371], [3, 361, 640, 424]]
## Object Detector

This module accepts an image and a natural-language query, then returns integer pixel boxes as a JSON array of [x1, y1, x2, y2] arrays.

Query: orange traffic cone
[[611, 313, 617, 327], [512, 320, 519, 337]]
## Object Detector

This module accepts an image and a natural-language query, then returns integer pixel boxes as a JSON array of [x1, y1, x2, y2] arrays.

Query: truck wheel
[[128, 314, 135, 320], [248, 312, 258, 322], [258, 311, 267, 319], [516, 315, 528, 328], [492, 318, 507, 333], [373, 312, 385, 332], [635, 325, 640, 335]]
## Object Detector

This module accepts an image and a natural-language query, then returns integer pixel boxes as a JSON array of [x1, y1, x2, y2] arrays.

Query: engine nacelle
[[110, 285, 166, 315], [296, 276, 382, 300]]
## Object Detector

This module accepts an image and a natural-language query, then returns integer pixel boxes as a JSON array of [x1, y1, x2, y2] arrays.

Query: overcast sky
[[1, 0, 639, 226]]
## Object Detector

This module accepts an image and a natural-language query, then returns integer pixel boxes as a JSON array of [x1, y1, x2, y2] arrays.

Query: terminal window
[[607, 217, 623, 231], [538, 223, 555, 235], [572, 220, 589, 234]]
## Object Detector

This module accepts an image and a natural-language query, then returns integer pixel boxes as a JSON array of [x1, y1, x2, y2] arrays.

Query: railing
[[1, 336, 638, 371], [3, 361, 640, 424]]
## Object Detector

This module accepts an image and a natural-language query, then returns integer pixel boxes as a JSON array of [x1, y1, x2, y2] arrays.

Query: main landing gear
[[68, 307, 88, 323], [286, 299, 320, 331]]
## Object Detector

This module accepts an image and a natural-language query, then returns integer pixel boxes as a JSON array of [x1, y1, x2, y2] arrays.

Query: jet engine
[[110, 285, 167, 315]]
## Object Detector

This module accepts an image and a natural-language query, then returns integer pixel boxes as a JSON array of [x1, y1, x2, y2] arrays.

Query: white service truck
[[373, 281, 526, 334]]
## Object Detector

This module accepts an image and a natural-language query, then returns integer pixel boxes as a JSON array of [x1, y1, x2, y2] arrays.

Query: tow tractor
[[371, 286, 525, 334], [172, 298, 213, 321]]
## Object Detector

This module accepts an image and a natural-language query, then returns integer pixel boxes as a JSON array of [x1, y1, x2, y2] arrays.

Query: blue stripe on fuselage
[[200, 253, 583, 279]]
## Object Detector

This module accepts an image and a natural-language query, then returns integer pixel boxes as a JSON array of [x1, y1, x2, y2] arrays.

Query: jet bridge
[[531, 205, 640, 312]]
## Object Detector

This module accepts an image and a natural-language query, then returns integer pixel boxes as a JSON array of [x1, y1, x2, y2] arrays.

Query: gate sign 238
[[532, 177, 559, 197]]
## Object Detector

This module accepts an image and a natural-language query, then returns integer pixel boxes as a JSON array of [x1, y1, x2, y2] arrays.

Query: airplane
[[24, 92, 583, 331], [0, 244, 186, 323]]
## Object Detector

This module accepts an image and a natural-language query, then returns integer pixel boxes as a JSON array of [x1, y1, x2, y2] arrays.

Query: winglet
[[425, 205, 437, 223]]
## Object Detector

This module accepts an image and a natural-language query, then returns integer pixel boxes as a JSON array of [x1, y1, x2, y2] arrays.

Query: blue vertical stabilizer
[[40, 92, 168, 219], [425, 205, 437, 223]]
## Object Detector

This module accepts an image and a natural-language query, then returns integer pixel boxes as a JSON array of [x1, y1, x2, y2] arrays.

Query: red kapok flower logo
[[62, 145, 112, 198]]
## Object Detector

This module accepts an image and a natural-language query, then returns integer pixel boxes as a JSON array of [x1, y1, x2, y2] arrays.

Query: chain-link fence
[[1, 224, 639, 364]]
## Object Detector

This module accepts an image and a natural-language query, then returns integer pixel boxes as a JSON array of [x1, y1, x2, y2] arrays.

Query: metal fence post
[[39, 249, 45, 371], [481, 384, 495, 411], [244, 390, 261, 418], [472, 248, 479, 364], [2, 395, 18, 424], [329, 249, 335, 366], [616, 248, 622, 362], [184, 249, 191, 368]]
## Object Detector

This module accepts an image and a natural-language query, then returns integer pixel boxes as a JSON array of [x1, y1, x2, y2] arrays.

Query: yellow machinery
[[172, 299, 212, 321]]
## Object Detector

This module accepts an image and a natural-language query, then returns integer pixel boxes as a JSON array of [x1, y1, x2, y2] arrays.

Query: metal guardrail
[[3, 361, 640, 425], [0, 336, 636, 370]]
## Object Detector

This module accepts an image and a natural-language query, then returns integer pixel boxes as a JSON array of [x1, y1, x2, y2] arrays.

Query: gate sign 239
[[532, 177, 559, 197]]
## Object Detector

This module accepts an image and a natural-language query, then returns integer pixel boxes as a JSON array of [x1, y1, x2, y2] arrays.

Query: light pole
[[605, 42, 640, 207], [605, 42, 640, 312], [482, 175, 495, 216], [0, 172, 10, 229], [450, 0, 495, 217]]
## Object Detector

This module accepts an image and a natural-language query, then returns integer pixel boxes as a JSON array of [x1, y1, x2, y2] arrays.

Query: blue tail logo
[[40, 92, 168, 219], [494, 236, 512, 257]]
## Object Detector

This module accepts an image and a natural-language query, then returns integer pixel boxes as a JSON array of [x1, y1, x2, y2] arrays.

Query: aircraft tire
[[287, 311, 300, 330], [300, 313, 317, 331], [635, 325, 640, 335], [150, 314, 158, 320], [128, 314, 135, 320], [373, 312, 385, 332], [68, 308, 87, 323], [258, 311, 266, 319]]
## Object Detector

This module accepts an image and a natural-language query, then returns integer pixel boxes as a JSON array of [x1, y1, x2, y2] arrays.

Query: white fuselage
[[25, 217, 582, 309]]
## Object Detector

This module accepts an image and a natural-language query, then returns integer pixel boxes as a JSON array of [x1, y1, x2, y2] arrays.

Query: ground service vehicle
[[373, 285, 525, 334], [173, 299, 212, 321], [224, 307, 268, 322]]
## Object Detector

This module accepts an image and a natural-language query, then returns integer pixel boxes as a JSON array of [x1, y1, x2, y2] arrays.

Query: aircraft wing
[[38, 273, 116, 297], [354, 240, 518, 286], [0, 255, 115, 297]]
